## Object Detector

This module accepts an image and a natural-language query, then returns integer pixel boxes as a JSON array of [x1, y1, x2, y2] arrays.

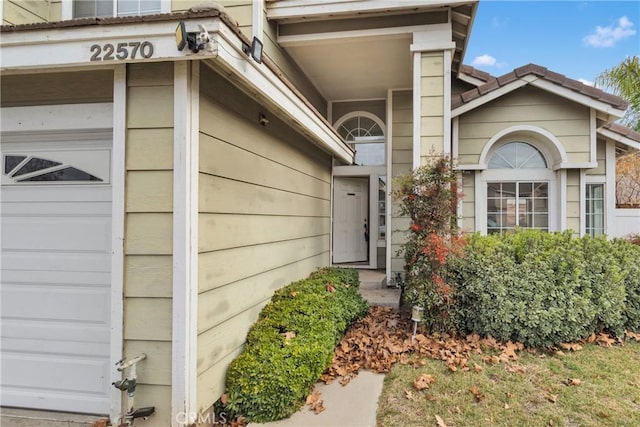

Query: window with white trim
[[487, 182, 549, 233], [335, 114, 385, 166], [486, 142, 550, 233], [73, 0, 161, 18], [585, 183, 605, 236]]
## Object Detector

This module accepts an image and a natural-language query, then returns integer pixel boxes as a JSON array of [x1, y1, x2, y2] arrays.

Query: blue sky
[[465, 1, 640, 85]]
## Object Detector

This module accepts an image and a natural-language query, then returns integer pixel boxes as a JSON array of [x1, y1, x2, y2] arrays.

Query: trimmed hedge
[[224, 267, 369, 423], [446, 230, 640, 347]]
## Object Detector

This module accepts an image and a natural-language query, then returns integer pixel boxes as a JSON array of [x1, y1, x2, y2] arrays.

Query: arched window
[[486, 142, 549, 234], [488, 142, 547, 169], [334, 113, 385, 166]]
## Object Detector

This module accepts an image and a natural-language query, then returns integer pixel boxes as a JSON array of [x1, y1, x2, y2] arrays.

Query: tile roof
[[458, 64, 494, 83], [0, 9, 235, 32], [452, 63, 629, 111], [602, 122, 640, 143]]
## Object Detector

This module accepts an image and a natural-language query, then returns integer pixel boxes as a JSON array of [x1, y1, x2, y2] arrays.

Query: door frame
[[0, 102, 121, 420], [332, 165, 386, 269]]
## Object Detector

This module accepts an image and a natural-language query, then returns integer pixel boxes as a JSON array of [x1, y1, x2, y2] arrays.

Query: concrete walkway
[[250, 371, 385, 427], [250, 269, 397, 427]]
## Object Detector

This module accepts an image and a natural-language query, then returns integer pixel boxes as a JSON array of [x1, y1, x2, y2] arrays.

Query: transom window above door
[[334, 113, 385, 166]]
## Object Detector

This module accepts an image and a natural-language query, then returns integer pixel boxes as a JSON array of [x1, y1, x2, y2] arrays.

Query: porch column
[[411, 25, 455, 167]]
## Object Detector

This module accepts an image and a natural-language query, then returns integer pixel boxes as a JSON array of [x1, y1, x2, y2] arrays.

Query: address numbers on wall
[[89, 41, 154, 61]]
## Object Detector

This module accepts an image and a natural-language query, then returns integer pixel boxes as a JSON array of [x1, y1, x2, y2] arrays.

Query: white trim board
[[412, 51, 421, 168], [171, 61, 199, 426], [597, 128, 640, 150], [109, 65, 126, 425]]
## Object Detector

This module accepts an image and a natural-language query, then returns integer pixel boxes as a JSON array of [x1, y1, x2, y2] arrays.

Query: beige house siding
[[586, 139, 607, 175], [458, 87, 591, 165], [123, 62, 174, 425], [461, 172, 475, 232], [0, 71, 113, 107], [196, 65, 331, 412], [566, 169, 581, 233], [2, 0, 59, 25], [420, 51, 445, 163], [391, 90, 413, 273], [172, 0, 252, 33]]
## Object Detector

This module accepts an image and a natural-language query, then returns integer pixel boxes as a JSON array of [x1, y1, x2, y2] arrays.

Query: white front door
[[0, 140, 112, 414], [333, 177, 368, 263]]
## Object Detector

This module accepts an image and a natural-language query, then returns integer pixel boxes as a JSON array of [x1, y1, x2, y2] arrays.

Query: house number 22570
[[89, 41, 154, 61]]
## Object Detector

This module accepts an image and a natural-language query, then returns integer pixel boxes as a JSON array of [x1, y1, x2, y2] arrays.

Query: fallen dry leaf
[[469, 386, 485, 402], [567, 378, 581, 386], [281, 331, 296, 340], [326, 283, 336, 293], [596, 333, 616, 347], [559, 342, 583, 351], [413, 373, 436, 390], [474, 363, 483, 373], [220, 393, 228, 405], [504, 403, 510, 409], [507, 364, 527, 374], [290, 291, 299, 297], [405, 389, 415, 400], [435, 414, 448, 427], [305, 391, 325, 414], [626, 331, 640, 341], [547, 394, 558, 403], [91, 420, 108, 427]]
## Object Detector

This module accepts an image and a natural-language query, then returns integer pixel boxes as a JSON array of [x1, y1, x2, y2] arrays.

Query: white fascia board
[[411, 23, 454, 52], [212, 24, 354, 163], [529, 79, 627, 119], [451, 80, 528, 118], [267, 0, 475, 21], [597, 128, 640, 151], [0, 19, 221, 70], [278, 24, 427, 47]]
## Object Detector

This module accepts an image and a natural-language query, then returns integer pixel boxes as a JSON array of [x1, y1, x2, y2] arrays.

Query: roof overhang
[[266, 0, 477, 101], [452, 75, 627, 122], [0, 12, 354, 163], [598, 127, 640, 151], [267, 0, 477, 22]]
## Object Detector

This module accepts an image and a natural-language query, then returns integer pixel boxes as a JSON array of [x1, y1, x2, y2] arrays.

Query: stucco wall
[[196, 65, 331, 412]]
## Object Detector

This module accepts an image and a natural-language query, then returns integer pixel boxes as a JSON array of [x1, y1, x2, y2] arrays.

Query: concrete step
[[359, 288, 400, 309]]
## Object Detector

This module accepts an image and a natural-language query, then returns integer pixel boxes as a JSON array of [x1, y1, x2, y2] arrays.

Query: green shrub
[[447, 230, 636, 347], [224, 267, 369, 422], [613, 239, 640, 331]]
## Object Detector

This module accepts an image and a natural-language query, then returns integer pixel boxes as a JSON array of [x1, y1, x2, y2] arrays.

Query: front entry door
[[333, 177, 368, 263]]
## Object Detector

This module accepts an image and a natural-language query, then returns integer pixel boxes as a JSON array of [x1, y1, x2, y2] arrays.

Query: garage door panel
[[1, 353, 109, 397], [0, 185, 112, 202], [2, 270, 110, 286], [1, 136, 113, 415], [1, 284, 110, 324], [2, 252, 110, 272], [2, 321, 109, 346], [2, 216, 111, 252], [1, 201, 111, 216]]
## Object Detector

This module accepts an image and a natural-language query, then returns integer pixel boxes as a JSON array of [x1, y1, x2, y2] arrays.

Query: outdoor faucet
[[113, 354, 155, 425]]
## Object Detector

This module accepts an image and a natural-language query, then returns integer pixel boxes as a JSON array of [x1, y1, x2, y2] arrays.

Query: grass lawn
[[377, 340, 640, 427]]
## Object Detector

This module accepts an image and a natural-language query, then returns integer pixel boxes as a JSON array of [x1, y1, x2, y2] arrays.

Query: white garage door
[[1, 139, 112, 414]]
